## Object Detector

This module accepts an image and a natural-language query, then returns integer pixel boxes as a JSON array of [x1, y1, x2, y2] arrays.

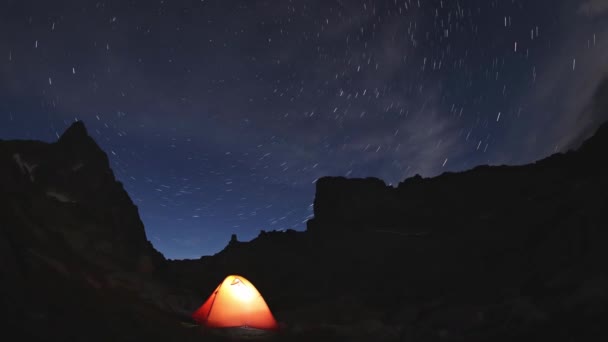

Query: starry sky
[[1, 0, 607, 259]]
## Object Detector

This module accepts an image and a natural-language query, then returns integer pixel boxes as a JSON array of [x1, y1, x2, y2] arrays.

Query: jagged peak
[[58, 121, 90, 144], [55, 120, 108, 164]]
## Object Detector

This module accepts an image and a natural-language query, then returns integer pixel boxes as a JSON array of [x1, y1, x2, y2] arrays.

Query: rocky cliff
[[308, 122, 607, 236], [0, 122, 203, 341], [0, 121, 164, 274], [171, 122, 608, 341]]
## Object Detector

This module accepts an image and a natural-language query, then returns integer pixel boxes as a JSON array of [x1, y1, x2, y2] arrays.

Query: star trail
[[1, 0, 607, 259]]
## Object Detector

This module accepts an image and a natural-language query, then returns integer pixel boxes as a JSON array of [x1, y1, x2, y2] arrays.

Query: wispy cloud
[[578, 0, 608, 16]]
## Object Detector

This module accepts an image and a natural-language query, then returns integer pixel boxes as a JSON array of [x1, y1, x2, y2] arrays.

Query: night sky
[[1, 0, 607, 259]]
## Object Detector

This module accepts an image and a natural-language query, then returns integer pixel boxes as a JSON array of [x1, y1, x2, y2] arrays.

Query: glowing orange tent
[[192, 275, 279, 333]]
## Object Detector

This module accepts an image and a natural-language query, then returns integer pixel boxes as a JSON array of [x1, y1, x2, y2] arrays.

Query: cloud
[[543, 33, 608, 154], [563, 76, 608, 150], [578, 0, 608, 16], [332, 91, 464, 183], [499, 14, 608, 165]]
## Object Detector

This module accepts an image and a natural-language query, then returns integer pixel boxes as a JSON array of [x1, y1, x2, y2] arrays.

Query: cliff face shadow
[[1, 120, 607, 341]]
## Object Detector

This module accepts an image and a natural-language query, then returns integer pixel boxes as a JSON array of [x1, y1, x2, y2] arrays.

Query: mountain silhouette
[[1, 120, 607, 341]]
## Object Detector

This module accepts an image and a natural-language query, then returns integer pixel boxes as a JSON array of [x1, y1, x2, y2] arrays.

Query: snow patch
[[71, 162, 85, 171], [13, 153, 38, 182], [46, 191, 76, 203]]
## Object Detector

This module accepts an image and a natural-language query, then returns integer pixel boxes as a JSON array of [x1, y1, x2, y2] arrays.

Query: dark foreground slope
[[1, 120, 607, 341], [170, 123, 608, 341]]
